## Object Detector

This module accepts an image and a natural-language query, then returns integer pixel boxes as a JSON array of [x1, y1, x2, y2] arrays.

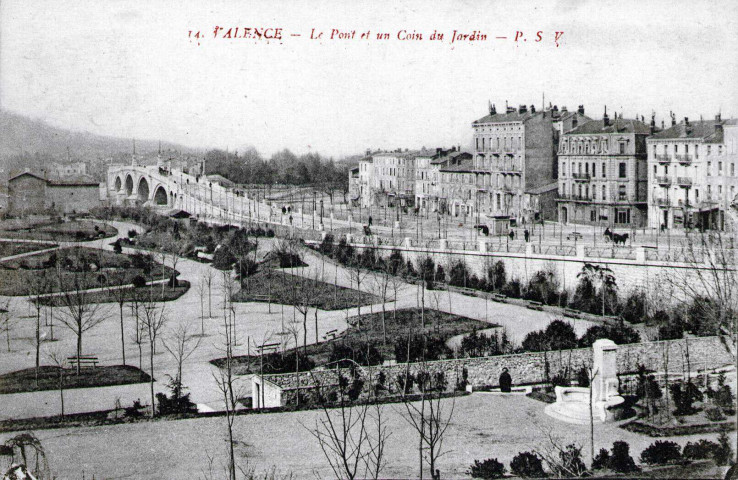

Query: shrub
[[705, 406, 726, 422], [487, 261, 507, 292], [640, 440, 682, 465], [714, 432, 733, 466], [670, 382, 698, 416], [621, 289, 648, 323], [683, 439, 719, 460], [113, 240, 123, 254], [394, 334, 451, 363], [591, 448, 610, 470], [577, 321, 640, 348], [522, 320, 578, 352], [467, 458, 506, 479], [127, 229, 138, 239], [501, 278, 522, 298], [554, 444, 587, 477], [156, 378, 197, 415], [132, 275, 147, 288], [510, 451, 546, 478], [212, 246, 236, 270], [608, 441, 639, 473], [524, 269, 560, 305]]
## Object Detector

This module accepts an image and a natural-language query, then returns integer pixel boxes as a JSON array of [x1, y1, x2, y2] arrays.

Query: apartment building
[[557, 110, 653, 227], [647, 115, 738, 230], [472, 103, 589, 224], [366, 150, 419, 207]]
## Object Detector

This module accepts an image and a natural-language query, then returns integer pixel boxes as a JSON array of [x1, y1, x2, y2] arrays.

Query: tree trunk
[[120, 303, 126, 366], [76, 331, 83, 376], [149, 341, 156, 418]]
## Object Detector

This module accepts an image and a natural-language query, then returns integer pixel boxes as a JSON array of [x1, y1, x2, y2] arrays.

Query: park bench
[[67, 355, 99, 369], [251, 294, 272, 302], [491, 293, 507, 303], [563, 308, 582, 319], [526, 300, 544, 311]]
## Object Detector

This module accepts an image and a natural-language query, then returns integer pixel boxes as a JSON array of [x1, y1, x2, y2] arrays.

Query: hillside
[[0, 109, 197, 175]]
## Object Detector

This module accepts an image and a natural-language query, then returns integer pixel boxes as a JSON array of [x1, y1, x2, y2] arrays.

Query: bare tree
[[0, 299, 16, 352], [212, 297, 245, 480], [307, 367, 390, 480], [399, 364, 455, 480], [369, 265, 393, 346], [138, 294, 168, 418], [107, 276, 130, 366], [347, 254, 369, 325], [162, 319, 202, 390], [54, 248, 110, 375], [45, 345, 67, 418], [27, 272, 52, 382], [203, 267, 216, 319], [197, 276, 208, 336]]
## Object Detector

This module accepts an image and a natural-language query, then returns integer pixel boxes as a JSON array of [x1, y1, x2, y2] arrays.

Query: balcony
[[677, 177, 693, 187], [655, 198, 671, 207], [557, 194, 590, 202], [572, 173, 591, 181], [656, 175, 672, 186], [676, 155, 692, 165], [655, 154, 671, 164]]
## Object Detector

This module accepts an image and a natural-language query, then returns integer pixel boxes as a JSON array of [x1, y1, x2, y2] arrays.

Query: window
[[732, 163, 735, 176], [707, 162, 711, 176], [602, 185, 606, 200], [619, 142, 626, 154], [590, 210, 596, 221], [707, 146, 712, 155], [619, 163, 627, 178], [653, 165, 657, 176], [719, 161, 723, 173], [695, 145, 699, 158], [719, 185, 723, 196], [675, 144, 679, 154], [602, 163, 606, 178], [618, 185, 626, 201]]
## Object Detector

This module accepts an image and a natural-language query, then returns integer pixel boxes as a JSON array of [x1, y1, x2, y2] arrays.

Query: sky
[[1, 0, 737, 158]]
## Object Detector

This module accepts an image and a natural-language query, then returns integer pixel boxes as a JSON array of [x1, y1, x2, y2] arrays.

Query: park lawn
[[0, 365, 151, 395], [232, 269, 379, 310], [0, 247, 177, 296], [37, 281, 191, 306], [0, 240, 57, 258], [223, 308, 492, 374], [0, 219, 117, 242]]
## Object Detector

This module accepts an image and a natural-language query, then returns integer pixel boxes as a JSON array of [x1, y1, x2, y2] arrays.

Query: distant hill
[[0, 109, 197, 175]]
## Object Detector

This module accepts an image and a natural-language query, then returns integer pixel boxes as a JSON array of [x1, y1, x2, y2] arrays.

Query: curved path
[[0, 219, 594, 420]]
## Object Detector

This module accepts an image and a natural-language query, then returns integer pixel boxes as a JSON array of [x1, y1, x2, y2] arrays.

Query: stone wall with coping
[[262, 336, 732, 406]]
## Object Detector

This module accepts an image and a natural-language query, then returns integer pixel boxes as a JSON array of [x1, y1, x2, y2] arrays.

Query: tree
[[212, 293, 244, 480], [107, 276, 130, 366], [45, 345, 67, 418], [138, 294, 168, 418], [27, 272, 52, 383], [203, 268, 216, 318], [0, 299, 16, 352], [307, 367, 390, 480], [162, 319, 202, 393], [53, 249, 110, 375], [197, 275, 208, 335], [399, 365, 455, 480]]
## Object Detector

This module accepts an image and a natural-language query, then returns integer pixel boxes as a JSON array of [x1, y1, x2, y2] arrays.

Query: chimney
[[671, 111, 676, 127], [650, 112, 656, 135], [715, 113, 722, 123], [436, 147, 442, 155], [578, 105, 585, 115], [684, 117, 690, 126], [603, 106, 610, 127], [572, 116, 578, 129], [490, 103, 497, 115], [561, 106, 567, 113], [519, 104, 527, 114], [506, 106, 515, 114], [457, 145, 461, 152], [662, 120, 665, 129], [530, 105, 536, 113], [365, 149, 370, 156]]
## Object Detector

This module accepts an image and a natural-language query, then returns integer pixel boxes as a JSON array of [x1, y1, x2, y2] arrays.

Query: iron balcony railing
[[572, 173, 591, 180], [655, 154, 671, 164], [677, 177, 693, 187], [656, 175, 672, 186]]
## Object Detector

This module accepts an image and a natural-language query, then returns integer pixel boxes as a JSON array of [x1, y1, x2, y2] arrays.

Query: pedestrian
[[524, 229, 530, 242], [499, 368, 512, 393], [368, 215, 373, 226], [508, 229, 514, 241], [281, 206, 286, 214]]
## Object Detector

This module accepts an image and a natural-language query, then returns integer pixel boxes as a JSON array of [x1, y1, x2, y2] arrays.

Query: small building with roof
[[7, 171, 103, 215]]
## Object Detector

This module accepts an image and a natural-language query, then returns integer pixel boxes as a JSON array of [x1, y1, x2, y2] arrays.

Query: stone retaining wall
[[263, 336, 732, 406]]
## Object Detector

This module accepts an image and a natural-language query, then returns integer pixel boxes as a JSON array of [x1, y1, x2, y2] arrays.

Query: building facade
[[557, 111, 652, 227], [647, 115, 738, 230], [365, 150, 418, 207], [472, 103, 589, 224], [358, 155, 374, 207], [7, 171, 102, 215]]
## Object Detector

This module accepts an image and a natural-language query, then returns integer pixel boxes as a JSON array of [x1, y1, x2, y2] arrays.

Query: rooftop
[[566, 117, 653, 135], [650, 118, 736, 142]]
